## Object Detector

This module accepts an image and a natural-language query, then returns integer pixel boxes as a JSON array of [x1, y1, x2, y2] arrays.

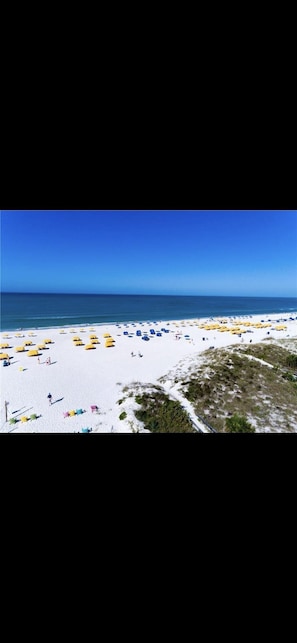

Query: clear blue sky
[[1, 211, 297, 297]]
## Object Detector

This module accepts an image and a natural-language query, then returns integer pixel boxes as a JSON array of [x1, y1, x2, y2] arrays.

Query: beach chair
[[63, 412, 69, 418]]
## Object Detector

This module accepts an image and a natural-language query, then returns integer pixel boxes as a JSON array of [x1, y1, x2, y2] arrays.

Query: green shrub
[[225, 414, 255, 433], [135, 395, 142, 405], [282, 372, 296, 382], [134, 391, 195, 433], [286, 354, 297, 369]]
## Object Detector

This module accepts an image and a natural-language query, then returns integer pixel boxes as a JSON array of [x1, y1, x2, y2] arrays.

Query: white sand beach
[[1, 312, 297, 433]]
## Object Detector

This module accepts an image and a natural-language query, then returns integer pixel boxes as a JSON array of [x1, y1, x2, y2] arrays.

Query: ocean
[[1, 293, 297, 332]]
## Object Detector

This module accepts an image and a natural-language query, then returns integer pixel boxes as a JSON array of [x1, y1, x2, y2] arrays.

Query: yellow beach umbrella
[[0, 343, 9, 349], [85, 344, 96, 350], [15, 346, 25, 352], [0, 353, 9, 360], [27, 349, 39, 357]]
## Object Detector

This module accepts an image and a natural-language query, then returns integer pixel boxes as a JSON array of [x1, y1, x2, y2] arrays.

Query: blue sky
[[1, 210, 297, 297]]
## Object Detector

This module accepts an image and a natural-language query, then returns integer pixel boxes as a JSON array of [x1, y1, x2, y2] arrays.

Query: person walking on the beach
[[48, 356, 51, 365], [38, 357, 40, 364], [48, 393, 52, 405]]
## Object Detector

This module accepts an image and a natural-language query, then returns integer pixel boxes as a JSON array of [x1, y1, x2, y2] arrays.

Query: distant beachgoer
[[131, 352, 134, 357], [48, 356, 51, 365], [48, 393, 52, 405], [38, 357, 40, 364]]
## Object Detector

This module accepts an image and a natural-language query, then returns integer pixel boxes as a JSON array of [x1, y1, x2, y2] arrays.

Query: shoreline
[[2, 310, 297, 334]]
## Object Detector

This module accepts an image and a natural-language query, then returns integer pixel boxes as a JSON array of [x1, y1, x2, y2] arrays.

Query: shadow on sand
[[52, 397, 64, 405], [12, 406, 26, 414]]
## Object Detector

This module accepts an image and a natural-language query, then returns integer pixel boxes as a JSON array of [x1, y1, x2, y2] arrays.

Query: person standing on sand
[[48, 393, 52, 405], [38, 357, 40, 364]]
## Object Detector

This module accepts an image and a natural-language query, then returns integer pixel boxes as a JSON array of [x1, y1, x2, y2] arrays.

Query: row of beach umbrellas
[[71, 332, 115, 348]]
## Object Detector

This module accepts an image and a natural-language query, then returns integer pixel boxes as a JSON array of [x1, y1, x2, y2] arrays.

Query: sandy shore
[[1, 312, 296, 432]]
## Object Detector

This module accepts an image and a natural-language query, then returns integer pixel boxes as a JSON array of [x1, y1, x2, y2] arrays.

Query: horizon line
[[1, 291, 297, 299]]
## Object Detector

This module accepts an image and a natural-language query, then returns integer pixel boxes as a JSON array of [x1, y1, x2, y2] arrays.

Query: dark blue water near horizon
[[1, 293, 297, 331]]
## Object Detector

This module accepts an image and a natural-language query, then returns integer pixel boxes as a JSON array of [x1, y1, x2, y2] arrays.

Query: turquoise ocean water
[[1, 293, 297, 331]]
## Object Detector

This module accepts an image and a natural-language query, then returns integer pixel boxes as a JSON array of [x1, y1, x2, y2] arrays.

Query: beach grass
[[133, 388, 196, 433], [176, 343, 297, 432]]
